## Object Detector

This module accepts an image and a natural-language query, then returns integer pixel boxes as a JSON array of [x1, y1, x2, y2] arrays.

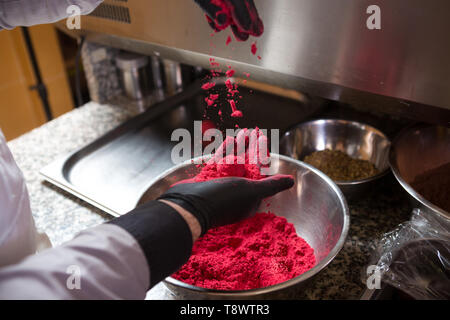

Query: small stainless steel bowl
[[389, 124, 450, 220], [137, 154, 350, 299], [280, 119, 391, 199]]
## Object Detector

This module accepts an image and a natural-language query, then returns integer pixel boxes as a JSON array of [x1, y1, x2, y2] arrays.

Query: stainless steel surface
[[389, 124, 450, 219], [280, 119, 391, 199], [56, 0, 450, 118], [137, 154, 349, 299], [40, 80, 321, 216], [116, 51, 150, 100], [148, 55, 165, 103]]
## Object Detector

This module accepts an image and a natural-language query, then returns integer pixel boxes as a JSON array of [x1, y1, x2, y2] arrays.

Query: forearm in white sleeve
[[0, 0, 103, 29], [0, 224, 149, 300]]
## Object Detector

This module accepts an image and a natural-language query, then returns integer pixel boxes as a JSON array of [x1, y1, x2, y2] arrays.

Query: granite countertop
[[7, 101, 413, 300]]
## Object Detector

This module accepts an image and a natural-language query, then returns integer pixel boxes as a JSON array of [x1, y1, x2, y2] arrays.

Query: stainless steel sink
[[41, 79, 321, 216]]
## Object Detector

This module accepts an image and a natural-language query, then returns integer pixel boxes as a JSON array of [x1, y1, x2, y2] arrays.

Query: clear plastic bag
[[367, 209, 450, 300]]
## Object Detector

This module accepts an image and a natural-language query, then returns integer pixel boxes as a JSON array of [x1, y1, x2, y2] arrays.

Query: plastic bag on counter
[[366, 209, 450, 300]]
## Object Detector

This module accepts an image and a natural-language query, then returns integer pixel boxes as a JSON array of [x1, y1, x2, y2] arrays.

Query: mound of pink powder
[[172, 155, 316, 290]]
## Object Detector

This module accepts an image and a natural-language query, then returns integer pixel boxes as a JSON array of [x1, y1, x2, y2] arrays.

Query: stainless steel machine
[[47, 0, 450, 216], [56, 0, 450, 122]]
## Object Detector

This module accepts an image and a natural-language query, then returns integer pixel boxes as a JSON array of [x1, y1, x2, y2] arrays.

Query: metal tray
[[40, 79, 321, 216]]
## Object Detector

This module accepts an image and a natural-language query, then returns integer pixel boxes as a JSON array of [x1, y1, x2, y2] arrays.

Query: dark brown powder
[[410, 162, 450, 213]]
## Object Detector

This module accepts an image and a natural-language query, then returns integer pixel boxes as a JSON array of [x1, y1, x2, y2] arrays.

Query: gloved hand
[[157, 175, 294, 235], [193, 0, 264, 41]]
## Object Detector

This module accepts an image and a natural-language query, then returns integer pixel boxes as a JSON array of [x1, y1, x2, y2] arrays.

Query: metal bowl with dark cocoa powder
[[389, 124, 450, 220]]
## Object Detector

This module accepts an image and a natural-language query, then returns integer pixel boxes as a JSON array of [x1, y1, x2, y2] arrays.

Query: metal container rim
[[282, 118, 392, 185], [389, 124, 450, 220]]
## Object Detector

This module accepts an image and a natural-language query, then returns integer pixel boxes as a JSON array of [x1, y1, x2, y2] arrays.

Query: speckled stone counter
[[7, 100, 413, 300]]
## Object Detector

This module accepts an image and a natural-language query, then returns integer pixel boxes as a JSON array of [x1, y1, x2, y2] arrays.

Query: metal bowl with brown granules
[[303, 149, 379, 182]]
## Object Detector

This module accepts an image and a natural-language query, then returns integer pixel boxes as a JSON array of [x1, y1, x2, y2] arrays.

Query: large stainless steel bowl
[[389, 124, 450, 220], [137, 154, 350, 299], [280, 119, 391, 199]]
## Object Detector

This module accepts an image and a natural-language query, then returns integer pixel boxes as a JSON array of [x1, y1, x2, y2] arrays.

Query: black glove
[[109, 174, 293, 288], [157, 175, 294, 235], [194, 0, 264, 41]]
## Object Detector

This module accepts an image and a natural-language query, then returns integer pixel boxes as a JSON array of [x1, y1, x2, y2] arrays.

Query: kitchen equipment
[[280, 119, 391, 199], [115, 51, 150, 100], [389, 124, 450, 219], [161, 59, 183, 96], [55, 0, 450, 123], [136, 154, 349, 299], [40, 79, 321, 216]]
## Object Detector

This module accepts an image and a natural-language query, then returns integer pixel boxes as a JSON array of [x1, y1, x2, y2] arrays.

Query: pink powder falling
[[225, 69, 235, 77], [205, 97, 215, 106], [202, 82, 216, 90], [229, 100, 243, 118], [209, 93, 219, 101], [225, 79, 233, 90], [209, 58, 220, 67], [251, 42, 257, 55]]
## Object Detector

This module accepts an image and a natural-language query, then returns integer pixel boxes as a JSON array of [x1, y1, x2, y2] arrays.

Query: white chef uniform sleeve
[[0, 224, 150, 300], [0, 129, 39, 267], [0, 0, 103, 30], [0, 200, 194, 300]]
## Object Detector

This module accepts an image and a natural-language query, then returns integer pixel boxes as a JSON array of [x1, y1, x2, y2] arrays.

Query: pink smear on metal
[[226, 35, 232, 45]]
